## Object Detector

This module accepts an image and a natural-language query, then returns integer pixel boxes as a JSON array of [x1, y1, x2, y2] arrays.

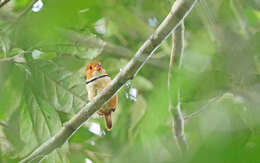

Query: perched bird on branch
[[86, 61, 118, 130]]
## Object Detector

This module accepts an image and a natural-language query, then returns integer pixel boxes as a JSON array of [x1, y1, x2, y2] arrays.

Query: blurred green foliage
[[0, 0, 259, 163]]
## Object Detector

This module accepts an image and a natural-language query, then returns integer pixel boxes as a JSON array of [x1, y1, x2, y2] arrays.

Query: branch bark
[[20, 0, 198, 162], [168, 21, 188, 154], [0, 0, 10, 8]]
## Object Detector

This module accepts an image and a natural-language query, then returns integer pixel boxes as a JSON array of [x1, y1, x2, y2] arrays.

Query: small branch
[[184, 94, 223, 121], [20, 0, 198, 162], [170, 90, 189, 153], [167, 22, 185, 89], [0, 0, 10, 8], [168, 21, 188, 154]]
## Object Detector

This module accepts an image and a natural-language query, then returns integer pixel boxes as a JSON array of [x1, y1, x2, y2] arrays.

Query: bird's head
[[86, 61, 106, 79]]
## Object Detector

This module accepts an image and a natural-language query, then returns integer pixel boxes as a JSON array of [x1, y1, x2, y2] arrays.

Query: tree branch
[[20, 0, 198, 162], [184, 94, 224, 121], [168, 21, 188, 154], [0, 0, 10, 8]]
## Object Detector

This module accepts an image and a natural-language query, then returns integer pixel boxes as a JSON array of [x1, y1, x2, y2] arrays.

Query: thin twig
[[20, 0, 198, 162], [168, 21, 188, 154], [184, 94, 223, 121]]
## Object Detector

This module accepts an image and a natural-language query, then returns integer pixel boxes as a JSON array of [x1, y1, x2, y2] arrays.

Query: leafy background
[[0, 0, 259, 162]]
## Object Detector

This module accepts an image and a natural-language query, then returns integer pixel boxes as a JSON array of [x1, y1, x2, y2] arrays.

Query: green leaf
[[245, 7, 260, 26], [18, 98, 39, 157], [27, 58, 88, 113], [0, 62, 25, 120], [77, 47, 103, 59], [3, 108, 25, 153], [18, 87, 69, 162], [2, 80, 69, 162], [13, 0, 31, 10], [0, 61, 13, 86], [54, 55, 85, 72], [70, 126, 96, 143], [32, 50, 57, 60], [0, 35, 10, 58], [69, 151, 88, 163], [40, 52, 57, 59]]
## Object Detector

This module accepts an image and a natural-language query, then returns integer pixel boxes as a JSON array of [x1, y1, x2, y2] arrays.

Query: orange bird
[[86, 61, 118, 130]]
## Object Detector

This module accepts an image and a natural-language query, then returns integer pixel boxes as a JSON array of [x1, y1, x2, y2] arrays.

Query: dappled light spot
[[32, 49, 43, 59], [148, 17, 158, 27], [79, 8, 89, 13], [32, 0, 43, 12], [95, 18, 106, 34], [126, 88, 138, 101], [88, 122, 102, 136], [85, 158, 93, 163], [90, 140, 95, 146]]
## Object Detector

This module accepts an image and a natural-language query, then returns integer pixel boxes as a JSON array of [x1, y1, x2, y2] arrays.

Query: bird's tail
[[104, 112, 112, 131]]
